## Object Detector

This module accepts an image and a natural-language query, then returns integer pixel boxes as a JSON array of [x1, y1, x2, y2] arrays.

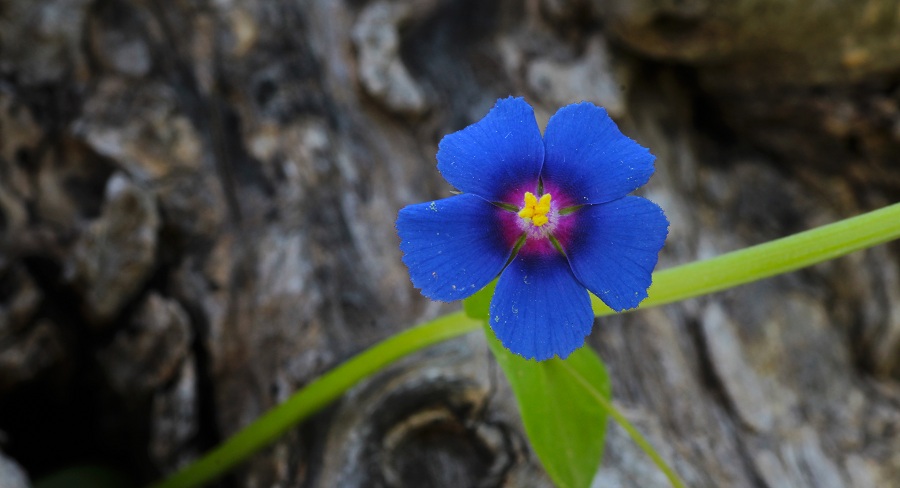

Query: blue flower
[[396, 97, 668, 361]]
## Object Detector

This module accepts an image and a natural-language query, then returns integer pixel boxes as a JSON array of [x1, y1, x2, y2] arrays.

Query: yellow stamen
[[536, 194, 551, 214], [517, 191, 552, 227]]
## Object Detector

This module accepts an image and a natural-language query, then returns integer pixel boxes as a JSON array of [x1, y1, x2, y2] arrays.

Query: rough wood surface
[[1, 1, 899, 487]]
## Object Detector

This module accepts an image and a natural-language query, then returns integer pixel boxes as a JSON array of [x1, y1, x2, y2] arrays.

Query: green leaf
[[484, 324, 610, 488], [463, 279, 495, 320]]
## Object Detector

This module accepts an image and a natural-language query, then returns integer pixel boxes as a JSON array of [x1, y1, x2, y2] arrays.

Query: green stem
[[592, 202, 900, 315], [153, 202, 900, 488], [149, 311, 481, 488], [560, 360, 688, 488]]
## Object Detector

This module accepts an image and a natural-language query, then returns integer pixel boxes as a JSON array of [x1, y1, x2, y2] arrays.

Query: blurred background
[[1, 0, 899, 486]]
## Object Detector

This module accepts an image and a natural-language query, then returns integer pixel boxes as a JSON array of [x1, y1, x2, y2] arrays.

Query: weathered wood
[[1, 0, 899, 486]]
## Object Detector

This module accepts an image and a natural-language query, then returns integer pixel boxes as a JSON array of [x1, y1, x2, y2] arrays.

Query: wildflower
[[396, 97, 668, 360]]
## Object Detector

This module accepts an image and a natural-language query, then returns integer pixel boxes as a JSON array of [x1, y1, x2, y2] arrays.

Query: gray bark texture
[[1, 0, 900, 487]]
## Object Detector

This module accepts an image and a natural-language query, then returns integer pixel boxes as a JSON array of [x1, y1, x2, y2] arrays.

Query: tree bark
[[1, 0, 899, 487]]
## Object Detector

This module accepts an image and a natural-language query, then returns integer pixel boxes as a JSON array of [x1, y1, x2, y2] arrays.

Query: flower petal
[[437, 97, 544, 203], [564, 196, 668, 312], [489, 253, 593, 360], [397, 194, 512, 302], [542, 102, 655, 206]]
